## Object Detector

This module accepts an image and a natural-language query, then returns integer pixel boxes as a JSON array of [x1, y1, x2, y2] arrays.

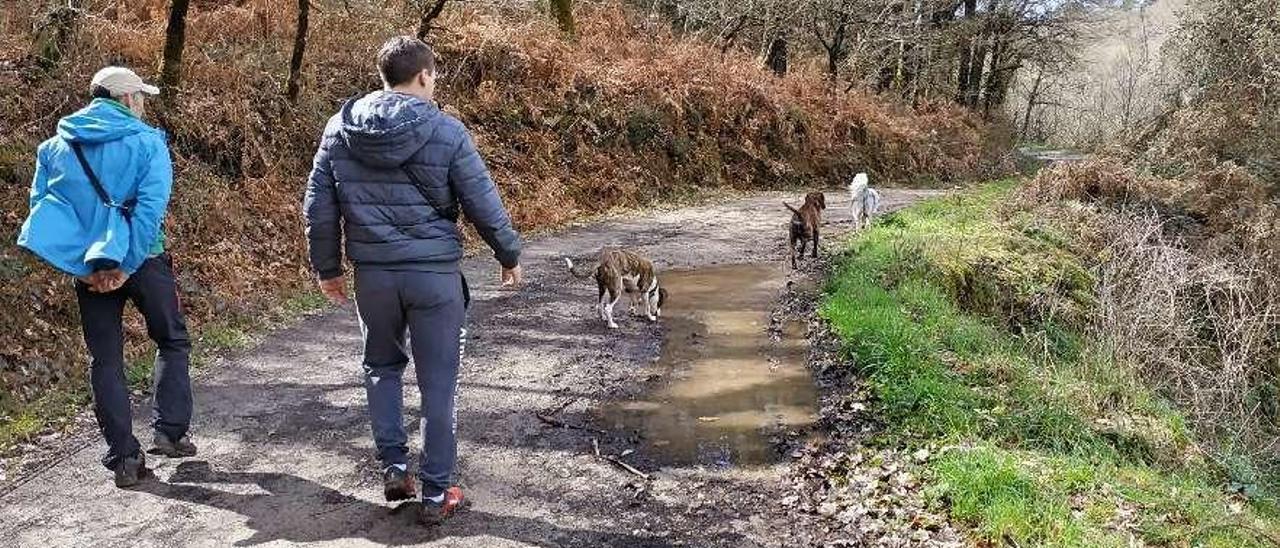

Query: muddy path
[[0, 189, 939, 548]]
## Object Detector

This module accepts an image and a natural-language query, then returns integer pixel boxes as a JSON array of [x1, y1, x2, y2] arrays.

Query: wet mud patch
[[597, 264, 819, 467]]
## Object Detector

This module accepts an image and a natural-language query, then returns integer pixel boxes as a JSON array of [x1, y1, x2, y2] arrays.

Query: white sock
[[425, 492, 445, 504], [386, 463, 407, 473]]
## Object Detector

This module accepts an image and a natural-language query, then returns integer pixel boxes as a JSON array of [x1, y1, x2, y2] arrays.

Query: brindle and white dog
[[565, 248, 668, 329]]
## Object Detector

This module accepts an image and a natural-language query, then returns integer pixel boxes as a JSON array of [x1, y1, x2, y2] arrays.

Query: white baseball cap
[[90, 66, 161, 96]]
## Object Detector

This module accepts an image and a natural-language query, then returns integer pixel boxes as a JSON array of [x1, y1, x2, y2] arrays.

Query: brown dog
[[566, 248, 668, 329], [784, 192, 826, 268]]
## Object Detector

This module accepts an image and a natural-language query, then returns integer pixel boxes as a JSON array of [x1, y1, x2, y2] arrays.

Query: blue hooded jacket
[[304, 91, 521, 278], [17, 99, 172, 276]]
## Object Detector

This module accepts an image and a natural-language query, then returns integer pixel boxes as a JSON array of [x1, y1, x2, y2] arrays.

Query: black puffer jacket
[[304, 91, 521, 278]]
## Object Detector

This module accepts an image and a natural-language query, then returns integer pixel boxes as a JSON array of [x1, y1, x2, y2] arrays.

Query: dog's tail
[[564, 257, 595, 279], [783, 202, 802, 216]]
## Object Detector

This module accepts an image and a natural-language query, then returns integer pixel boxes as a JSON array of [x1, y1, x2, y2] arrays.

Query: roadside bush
[[1017, 160, 1280, 497]]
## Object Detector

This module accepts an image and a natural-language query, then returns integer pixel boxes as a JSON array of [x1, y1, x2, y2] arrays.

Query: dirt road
[[0, 189, 937, 548]]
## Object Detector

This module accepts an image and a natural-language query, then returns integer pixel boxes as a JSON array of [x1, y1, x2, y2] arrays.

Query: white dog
[[848, 172, 881, 229]]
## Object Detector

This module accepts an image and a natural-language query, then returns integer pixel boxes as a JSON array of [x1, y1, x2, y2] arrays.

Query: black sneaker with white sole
[[384, 466, 416, 501], [149, 433, 198, 458], [419, 486, 468, 526], [113, 454, 153, 488]]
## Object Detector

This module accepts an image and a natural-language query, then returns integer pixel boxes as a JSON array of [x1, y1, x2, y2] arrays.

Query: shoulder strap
[[68, 142, 118, 209], [401, 164, 459, 223]]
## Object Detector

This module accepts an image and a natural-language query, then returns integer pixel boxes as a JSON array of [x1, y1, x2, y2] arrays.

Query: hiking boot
[[383, 466, 416, 502], [419, 486, 468, 526], [113, 454, 152, 488], [149, 433, 198, 458]]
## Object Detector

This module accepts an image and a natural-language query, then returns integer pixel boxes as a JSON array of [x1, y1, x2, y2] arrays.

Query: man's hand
[[78, 270, 128, 293], [318, 275, 348, 305], [500, 264, 523, 288], [95, 269, 128, 293], [77, 273, 102, 290]]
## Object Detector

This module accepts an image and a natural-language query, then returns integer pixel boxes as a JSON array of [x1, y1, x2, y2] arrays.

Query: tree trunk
[[954, 0, 976, 104], [417, 0, 448, 41], [982, 38, 1009, 116], [1020, 66, 1044, 140], [160, 0, 191, 90], [720, 16, 748, 54], [549, 0, 575, 37], [825, 24, 846, 78], [765, 33, 788, 76], [963, 38, 988, 108], [894, 37, 911, 91], [286, 0, 309, 103], [907, 0, 924, 101]]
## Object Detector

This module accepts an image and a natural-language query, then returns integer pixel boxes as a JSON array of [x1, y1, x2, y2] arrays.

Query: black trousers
[[76, 254, 193, 469]]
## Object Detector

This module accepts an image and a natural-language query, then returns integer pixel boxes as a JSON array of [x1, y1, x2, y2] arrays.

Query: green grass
[[821, 181, 1280, 546]]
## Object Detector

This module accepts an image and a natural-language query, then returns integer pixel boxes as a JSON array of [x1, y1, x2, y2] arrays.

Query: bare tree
[[765, 31, 788, 76], [550, 0, 576, 36], [806, 0, 856, 78], [666, 0, 1086, 109], [286, 0, 310, 102], [160, 0, 191, 90], [417, 0, 448, 41]]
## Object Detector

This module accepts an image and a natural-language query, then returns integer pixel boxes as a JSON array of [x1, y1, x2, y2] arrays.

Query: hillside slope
[[0, 1, 994, 432]]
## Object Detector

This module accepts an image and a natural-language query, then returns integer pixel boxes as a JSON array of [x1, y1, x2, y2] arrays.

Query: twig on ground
[[542, 397, 578, 417], [535, 412, 607, 434], [600, 453, 651, 480]]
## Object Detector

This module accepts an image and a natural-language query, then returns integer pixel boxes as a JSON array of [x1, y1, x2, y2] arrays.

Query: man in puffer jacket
[[303, 36, 522, 526], [17, 67, 196, 488]]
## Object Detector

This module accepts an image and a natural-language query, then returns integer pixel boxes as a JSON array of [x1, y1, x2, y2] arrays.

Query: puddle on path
[[597, 264, 819, 466]]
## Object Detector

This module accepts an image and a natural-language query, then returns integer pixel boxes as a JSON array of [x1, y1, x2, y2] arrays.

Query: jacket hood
[[56, 99, 153, 144], [340, 91, 441, 168]]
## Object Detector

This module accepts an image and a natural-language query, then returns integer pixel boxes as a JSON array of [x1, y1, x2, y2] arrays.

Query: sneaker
[[419, 486, 467, 526], [149, 433, 198, 458], [383, 466, 416, 502], [113, 454, 152, 488]]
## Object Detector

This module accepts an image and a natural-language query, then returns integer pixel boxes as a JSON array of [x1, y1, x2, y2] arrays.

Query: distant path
[[1016, 146, 1091, 166], [0, 189, 940, 548]]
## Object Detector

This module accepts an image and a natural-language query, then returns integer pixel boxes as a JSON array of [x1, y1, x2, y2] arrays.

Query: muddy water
[[598, 264, 818, 466]]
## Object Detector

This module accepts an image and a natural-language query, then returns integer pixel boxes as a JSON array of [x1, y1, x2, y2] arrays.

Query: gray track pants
[[354, 269, 467, 498]]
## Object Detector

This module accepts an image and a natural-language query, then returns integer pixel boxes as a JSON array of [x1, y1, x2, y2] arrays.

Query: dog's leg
[[604, 291, 620, 330], [597, 282, 608, 321], [813, 228, 820, 258], [643, 281, 658, 322]]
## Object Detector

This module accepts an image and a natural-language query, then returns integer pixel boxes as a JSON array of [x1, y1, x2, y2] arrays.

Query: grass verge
[[821, 182, 1280, 546]]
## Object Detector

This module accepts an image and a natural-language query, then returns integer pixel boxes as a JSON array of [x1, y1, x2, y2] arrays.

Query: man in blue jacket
[[17, 67, 195, 488], [304, 36, 522, 526]]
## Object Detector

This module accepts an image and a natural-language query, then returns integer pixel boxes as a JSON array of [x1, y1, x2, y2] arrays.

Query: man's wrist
[[497, 254, 520, 270]]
